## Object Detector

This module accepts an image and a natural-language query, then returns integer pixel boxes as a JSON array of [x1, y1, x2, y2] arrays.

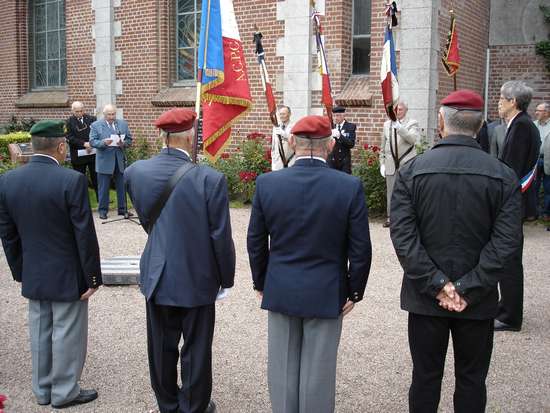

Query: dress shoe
[[205, 399, 217, 413], [37, 399, 50, 405], [382, 220, 391, 228], [118, 211, 134, 218], [99, 212, 108, 220], [52, 389, 98, 409], [494, 319, 521, 332]]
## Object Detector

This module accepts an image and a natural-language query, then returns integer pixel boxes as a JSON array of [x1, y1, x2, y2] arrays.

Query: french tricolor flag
[[520, 164, 537, 193], [380, 26, 399, 121], [198, 0, 252, 161]]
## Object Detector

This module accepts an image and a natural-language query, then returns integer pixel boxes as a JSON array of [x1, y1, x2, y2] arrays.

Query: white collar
[[164, 146, 190, 158], [33, 154, 60, 165], [507, 112, 521, 129], [295, 156, 326, 163]]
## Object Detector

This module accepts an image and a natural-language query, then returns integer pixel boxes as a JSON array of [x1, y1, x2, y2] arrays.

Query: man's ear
[[327, 137, 335, 152], [289, 134, 296, 150], [438, 111, 445, 137]]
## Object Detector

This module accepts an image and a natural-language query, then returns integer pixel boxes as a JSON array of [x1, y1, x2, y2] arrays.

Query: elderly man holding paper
[[90, 104, 132, 219]]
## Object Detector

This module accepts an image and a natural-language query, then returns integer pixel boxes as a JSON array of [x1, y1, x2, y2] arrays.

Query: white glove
[[380, 164, 386, 177], [391, 120, 402, 130], [332, 128, 340, 138]]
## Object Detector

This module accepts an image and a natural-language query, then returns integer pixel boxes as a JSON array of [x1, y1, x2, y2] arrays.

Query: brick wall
[[487, 45, 550, 120], [437, 0, 490, 108]]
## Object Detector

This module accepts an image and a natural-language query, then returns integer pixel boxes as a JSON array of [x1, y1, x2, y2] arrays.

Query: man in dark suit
[[327, 106, 356, 174], [247, 115, 372, 412], [124, 109, 235, 413], [0, 120, 102, 409], [495, 80, 541, 332], [66, 101, 98, 201], [90, 103, 133, 219], [391, 90, 522, 413]]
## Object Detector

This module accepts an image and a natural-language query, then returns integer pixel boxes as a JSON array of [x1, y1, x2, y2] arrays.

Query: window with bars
[[176, 0, 202, 82], [352, 0, 371, 74], [29, 0, 66, 89]]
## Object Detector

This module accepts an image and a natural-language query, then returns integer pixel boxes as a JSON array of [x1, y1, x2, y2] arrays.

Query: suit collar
[[160, 147, 191, 161], [31, 154, 60, 165], [293, 158, 328, 168], [433, 135, 482, 150]]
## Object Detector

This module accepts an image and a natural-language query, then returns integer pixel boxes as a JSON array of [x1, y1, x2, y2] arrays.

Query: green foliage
[[0, 116, 36, 134], [205, 132, 271, 203], [0, 161, 18, 175], [536, 5, 550, 71], [416, 128, 431, 155], [352, 144, 386, 217], [126, 136, 153, 165], [0, 131, 31, 160]]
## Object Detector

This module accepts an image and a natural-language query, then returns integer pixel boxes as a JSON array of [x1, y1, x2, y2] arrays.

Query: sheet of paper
[[77, 148, 96, 157], [108, 134, 125, 147]]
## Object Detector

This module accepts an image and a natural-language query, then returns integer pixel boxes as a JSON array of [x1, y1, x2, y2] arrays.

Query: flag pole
[[193, 0, 212, 163], [450, 6, 457, 91]]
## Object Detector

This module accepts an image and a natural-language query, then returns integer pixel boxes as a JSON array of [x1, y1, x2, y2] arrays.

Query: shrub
[[353, 144, 386, 217], [126, 136, 152, 165], [0, 131, 31, 160], [0, 116, 36, 134]]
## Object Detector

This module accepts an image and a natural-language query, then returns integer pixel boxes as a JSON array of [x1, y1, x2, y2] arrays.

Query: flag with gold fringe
[[442, 11, 460, 77]]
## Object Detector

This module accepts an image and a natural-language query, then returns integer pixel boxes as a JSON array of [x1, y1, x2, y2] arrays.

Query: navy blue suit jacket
[[0, 156, 102, 301], [247, 158, 372, 319], [124, 148, 235, 307]]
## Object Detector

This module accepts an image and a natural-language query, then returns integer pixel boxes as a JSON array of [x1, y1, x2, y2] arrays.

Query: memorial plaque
[[8, 142, 34, 164], [101, 256, 140, 285]]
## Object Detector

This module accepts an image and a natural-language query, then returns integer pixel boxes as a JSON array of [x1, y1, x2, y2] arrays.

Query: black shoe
[[382, 220, 391, 228], [205, 400, 217, 413], [37, 399, 50, 405], [494, 319, 521, 332], [118, 211, 134, 217], [99, 213, 108, 220], [52, 389, 98, 409]]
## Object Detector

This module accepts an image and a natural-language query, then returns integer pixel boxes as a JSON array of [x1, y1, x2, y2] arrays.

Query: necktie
[[338, 124, 341, 132], [79, 118, 84, 125], [281, 124, 286, 131]]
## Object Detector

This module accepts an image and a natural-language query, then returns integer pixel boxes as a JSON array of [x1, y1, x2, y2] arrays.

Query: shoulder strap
[[146, 162, 196, 233]]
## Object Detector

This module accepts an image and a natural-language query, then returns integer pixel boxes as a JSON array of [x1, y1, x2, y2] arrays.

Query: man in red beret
[[390, 90, 522, 413], [247, 115, 372, 412], [124, 108, 235, 413]]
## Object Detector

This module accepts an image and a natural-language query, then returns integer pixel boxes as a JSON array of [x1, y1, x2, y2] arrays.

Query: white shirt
[[169, 147, 191, 158], [506, 112, 521, 129], [294, 156, 326, 163], [33, 154, 59, 165]]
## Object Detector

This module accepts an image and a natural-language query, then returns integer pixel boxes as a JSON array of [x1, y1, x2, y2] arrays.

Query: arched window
[[176, 0, 202, 82], [29, 0, 66, 88], [352, 0, 371, 74]]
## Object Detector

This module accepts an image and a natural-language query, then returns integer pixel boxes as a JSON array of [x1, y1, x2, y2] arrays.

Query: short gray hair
[[440, 106, 483, 136], [71, 101, 83, 111], [294, 135, 332, 150], [500, 81, 533, 112], [31, 136, 64, 152], [538, 102, 550, 112], [159, 129, 193, 140]]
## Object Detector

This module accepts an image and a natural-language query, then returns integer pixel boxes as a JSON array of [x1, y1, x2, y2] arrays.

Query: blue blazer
[[124, 148, 236, 307], [247, 158, 372, 319], [90, 119, 132, 174], [0, 156, 102, 301]]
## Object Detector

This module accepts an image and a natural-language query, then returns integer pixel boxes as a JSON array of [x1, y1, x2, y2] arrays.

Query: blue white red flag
[[380, 26, 399, 121], [520, 164, 537, 193], [312, 8, 333, 122], [198, 0, 252, 161]]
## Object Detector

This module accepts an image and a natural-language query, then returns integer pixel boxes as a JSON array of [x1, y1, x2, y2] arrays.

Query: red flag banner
[[442, 12, 460, 77]]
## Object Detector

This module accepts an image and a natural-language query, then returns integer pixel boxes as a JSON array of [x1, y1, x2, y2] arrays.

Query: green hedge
[[0, 131, 31, 160]]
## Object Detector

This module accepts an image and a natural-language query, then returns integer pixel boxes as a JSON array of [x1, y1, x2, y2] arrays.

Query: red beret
[[291, 115, 332, 139], [441, 89, 484, 111], [154, 108, 196, 133]]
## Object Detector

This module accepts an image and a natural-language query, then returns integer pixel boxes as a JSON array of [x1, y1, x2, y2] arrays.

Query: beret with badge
[[154, 108, 197, 133], [291, 115, 333, 139], [441, 89, 484, 111], [29, 120, 66, 138]]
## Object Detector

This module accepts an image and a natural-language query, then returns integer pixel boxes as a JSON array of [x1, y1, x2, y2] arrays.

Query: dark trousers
[[72, 161, 98, 201], [408, 313, 494, 413], [97, 162, 126, 215], [496, 236, 524, 328], [522, 184, 538, 219], [534, 159, 550, 217], [146, 300, 215, 413]]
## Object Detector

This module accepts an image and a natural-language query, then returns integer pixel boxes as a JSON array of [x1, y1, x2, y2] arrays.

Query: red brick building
[[1, 0, 548, 156]]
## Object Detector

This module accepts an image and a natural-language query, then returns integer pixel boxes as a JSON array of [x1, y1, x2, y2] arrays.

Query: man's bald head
[[71, 101, 84, 117], [103, 104, 117, 123]]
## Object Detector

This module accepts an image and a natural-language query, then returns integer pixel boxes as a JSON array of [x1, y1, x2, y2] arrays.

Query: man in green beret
[[0, 120, 102, 408]]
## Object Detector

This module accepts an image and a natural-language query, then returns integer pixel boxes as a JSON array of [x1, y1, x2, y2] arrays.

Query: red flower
[[264, 150, 272, 161], [221, 153, 230, 159], [363, 143, 369, 150], [0, 394, 6, 410], [247, 132, 266, 140], [367, 159, 374, 166], [372, 145, 380, 153], [239, 171, 258, 183]]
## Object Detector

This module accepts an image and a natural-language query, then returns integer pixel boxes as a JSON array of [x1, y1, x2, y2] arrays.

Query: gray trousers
[[386, 174, 396, 219], [267, 311, 343, 413], [28, 299, 88, 406]]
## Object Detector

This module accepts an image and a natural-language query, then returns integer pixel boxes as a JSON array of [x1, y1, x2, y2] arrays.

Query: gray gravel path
[[1, 209, 549, 412]]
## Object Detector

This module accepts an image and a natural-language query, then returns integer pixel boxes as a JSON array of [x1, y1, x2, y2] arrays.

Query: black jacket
[[66, 114, 97, 165], [500, 111, 540, 179], [390, 135, 522, 320], [327, 121, 356, 174], [0, 156, 102, 301]]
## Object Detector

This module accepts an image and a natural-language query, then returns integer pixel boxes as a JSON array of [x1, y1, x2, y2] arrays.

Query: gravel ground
[[0, 209, 549, 413]]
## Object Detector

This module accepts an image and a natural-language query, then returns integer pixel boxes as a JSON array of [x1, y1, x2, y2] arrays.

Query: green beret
[[29, 120, 66, 138]]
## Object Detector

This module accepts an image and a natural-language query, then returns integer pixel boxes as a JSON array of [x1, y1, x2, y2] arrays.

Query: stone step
[[101, 256, 141, 285]]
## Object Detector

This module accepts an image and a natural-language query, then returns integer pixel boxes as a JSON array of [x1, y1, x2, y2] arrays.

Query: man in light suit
[[271, 105, 295, 170], [533, 102, 550, 221], [90, 103, 132, 219], [124, 108, 235, 413], [327, 106, 356, 174], [247, 115, 372, 413], [380, 101, 420, 227], [488, 118, 506, 158], [0, 120, 101, 409]]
